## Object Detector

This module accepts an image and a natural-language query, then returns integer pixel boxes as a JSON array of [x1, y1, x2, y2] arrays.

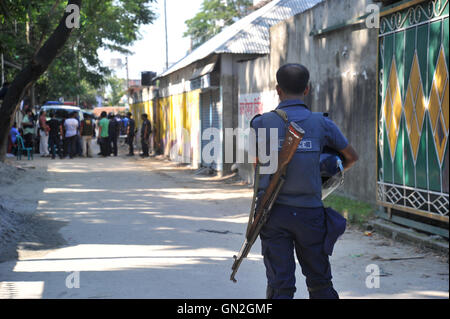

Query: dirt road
[[0, 153, 448, 299]]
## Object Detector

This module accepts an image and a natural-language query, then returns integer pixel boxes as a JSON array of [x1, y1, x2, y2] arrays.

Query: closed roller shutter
[[201, 89, 222, 170]]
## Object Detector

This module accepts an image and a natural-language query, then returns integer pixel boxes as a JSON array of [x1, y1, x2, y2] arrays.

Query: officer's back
[[250, 63, 359, 300], [251, 64, 357, 208]]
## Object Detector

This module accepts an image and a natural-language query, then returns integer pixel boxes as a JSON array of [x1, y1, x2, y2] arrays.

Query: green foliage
[[106, 76, 127, 106], [0, 0, 156, 104], [323, 194, 375, 227], [184, 0, 253, 49]]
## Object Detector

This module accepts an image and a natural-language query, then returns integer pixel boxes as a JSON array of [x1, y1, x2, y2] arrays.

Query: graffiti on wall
[[238, 91, 278, 154]]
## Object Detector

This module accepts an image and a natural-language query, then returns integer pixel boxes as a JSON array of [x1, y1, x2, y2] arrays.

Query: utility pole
[[164, 0, 169, 70], [126, 56, 130, 107], [76, 44, 80, 106]]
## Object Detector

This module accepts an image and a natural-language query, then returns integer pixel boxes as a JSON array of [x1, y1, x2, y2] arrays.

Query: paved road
[[0, 155, 448, 299]]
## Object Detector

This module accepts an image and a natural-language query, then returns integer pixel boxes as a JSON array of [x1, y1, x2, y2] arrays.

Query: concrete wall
[[221, 54, 234, 173], [221, 53, 263, 173], [238, 0, 380, 203], [238, 55, 272, 94]]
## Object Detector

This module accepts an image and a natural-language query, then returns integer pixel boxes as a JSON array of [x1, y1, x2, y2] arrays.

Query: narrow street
[[0, 153, 448, 299], [0, 153, 266, 298]]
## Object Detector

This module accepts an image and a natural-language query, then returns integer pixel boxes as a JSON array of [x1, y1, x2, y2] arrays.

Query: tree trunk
[[0, 0, 82, 161]]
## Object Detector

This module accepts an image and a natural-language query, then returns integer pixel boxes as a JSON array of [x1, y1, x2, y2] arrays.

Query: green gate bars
[[377, 0, 449, 222]]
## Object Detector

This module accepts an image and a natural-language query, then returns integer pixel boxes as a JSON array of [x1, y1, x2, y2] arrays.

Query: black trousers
[[66, 135, 77, 158], [260, 204, 339, 299], [100, 137, 110, 156], [109, 135, 118, 156], [141, 136, 149, 156], [48, 135, 62, 159], [24, 133, 34, 149], [127, 135, 134, 155]]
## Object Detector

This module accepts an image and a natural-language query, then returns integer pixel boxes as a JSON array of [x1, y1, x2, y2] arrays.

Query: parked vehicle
[[35, 102, 84, 154], [40, 102, 84, 123]]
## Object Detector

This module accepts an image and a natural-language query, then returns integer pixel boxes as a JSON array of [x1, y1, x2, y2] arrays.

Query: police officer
[[140, 113, 151, 158], [126, 112, 136, 156], [108, 113, 120, 156], [251, 64, 359, 299]]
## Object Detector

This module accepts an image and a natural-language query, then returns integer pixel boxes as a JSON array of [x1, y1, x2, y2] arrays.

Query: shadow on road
[[0, 156, 264, 299], [1, 156, 448, 299]]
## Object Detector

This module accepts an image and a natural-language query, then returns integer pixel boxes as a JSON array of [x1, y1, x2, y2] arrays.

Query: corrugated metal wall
[[153, 90, 202, 167]]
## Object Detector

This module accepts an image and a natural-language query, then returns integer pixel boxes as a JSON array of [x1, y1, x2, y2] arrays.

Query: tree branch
[[33, 0, 64, 54], [0, 0, 82, 161]]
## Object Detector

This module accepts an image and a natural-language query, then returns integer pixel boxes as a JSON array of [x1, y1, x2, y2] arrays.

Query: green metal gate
[[377, 0, 449, 223]]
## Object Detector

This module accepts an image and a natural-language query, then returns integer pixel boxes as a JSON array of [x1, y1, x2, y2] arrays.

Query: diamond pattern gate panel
[[377, 0, 449, 222]]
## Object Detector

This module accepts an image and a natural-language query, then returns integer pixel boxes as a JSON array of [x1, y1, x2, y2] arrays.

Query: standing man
[[39, 110, 50, 157], [48, 113, 63, 159], [64, 112, 79, 159], [22, 108, 35, 149], [140, 113, 151, 158], [108, 113, 120, 156], [121, 114, 129, 136], [80, 113, 94, 158], [126, 112, 136, 156], [98, 111, 110, 157], [251, 64, 358, 299]]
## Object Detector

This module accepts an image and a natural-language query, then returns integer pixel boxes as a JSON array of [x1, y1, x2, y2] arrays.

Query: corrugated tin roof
[[158, 0, 322, 78]]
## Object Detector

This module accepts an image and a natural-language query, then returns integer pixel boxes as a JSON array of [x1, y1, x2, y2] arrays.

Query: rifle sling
[[271, 109, 288, 123]]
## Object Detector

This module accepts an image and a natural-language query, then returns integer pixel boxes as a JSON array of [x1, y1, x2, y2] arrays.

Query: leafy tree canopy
[[105, 76, 127, 106], [183, 0, 253, 50], [0, 0, 156, 106]]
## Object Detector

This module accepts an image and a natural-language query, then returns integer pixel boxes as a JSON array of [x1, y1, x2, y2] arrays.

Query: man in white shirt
[[39, 111, 50, 157], [64, 112, 79, 159]]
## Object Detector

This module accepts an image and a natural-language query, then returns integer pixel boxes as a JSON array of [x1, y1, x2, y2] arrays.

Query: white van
[[40, 104, 84, 123]]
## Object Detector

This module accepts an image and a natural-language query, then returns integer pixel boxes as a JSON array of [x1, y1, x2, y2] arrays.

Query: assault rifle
[[230, 121, 305, 283]]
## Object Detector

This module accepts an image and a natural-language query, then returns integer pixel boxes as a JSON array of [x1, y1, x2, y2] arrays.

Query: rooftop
[[157, 0, 322, 78]]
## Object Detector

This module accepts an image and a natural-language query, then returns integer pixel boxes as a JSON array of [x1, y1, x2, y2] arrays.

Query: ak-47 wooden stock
[[230, 121, 305, 283]]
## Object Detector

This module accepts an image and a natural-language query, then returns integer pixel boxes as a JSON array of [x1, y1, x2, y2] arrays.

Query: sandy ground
[[0, 145, 448, 299]]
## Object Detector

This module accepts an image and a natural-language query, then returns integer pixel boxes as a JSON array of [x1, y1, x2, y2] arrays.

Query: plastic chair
[[16, 135, 34, 160]]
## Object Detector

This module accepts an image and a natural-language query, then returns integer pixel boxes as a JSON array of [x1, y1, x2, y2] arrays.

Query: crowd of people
[[7, 106, 154, 160], [96, 111, 152, 158]]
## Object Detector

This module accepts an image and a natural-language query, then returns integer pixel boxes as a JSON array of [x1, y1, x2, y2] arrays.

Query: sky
[[98, 0, 204, 80]]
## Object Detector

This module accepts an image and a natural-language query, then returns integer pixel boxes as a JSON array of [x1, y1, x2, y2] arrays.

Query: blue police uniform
[[251, 99, 349, 299]]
